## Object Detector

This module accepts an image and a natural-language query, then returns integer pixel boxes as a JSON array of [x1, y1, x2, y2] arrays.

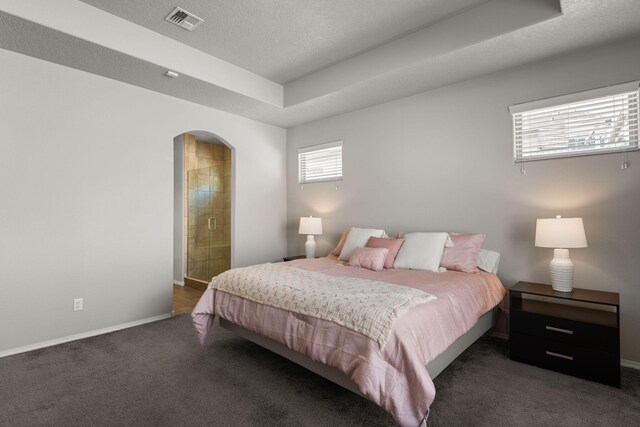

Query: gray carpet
[[1, 315, 638, 427]]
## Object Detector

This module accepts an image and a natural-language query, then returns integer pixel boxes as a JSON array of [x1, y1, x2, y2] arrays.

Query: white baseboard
[[173, 280, 184, 286], [0, 313, 173, 359], [621, 359, 640, 370]]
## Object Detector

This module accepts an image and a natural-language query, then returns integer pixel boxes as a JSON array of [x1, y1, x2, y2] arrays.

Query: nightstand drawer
[[511, 309, 617, 352], [510, 332, 620, 387]]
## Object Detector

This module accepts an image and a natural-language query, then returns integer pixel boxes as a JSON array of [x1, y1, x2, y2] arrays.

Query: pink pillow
[[331, 230, 349, 256], [349, 247, 389, 271], [366, 237, 405, 269], [440, 233, 486, 273]]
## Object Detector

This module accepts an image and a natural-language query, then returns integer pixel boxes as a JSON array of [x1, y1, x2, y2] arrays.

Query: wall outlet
[[73, 298, 83, 311]]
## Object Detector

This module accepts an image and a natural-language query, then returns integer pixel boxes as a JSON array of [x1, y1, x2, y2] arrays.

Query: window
[[509, 82, 638, 163], [298, 140, 342, 184]]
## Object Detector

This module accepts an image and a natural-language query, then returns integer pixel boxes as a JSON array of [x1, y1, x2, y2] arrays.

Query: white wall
[[173, 134, 184, 285], [286, 37, 640, 363], [0, 48, 287, 353]]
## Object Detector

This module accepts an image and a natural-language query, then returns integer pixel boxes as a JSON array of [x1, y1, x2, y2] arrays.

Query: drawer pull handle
[[545, 325, 573, 335], [546, 350, 574, 361]]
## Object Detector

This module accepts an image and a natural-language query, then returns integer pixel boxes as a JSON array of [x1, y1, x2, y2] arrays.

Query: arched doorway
[[174, 131, 233, 289]]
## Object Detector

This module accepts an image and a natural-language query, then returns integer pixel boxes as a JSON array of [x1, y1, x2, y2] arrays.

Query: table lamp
[[535, 216, 587, 293], [299, 216, 322, 259]]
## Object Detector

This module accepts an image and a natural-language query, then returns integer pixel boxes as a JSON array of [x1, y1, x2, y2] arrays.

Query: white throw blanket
[[208, 263, 436, 348]]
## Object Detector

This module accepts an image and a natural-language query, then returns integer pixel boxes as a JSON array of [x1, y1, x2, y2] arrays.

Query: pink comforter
[[192, 256, 505, 427]]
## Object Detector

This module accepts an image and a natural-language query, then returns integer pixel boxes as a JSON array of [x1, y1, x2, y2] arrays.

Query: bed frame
[[220, 307, 497, 398]]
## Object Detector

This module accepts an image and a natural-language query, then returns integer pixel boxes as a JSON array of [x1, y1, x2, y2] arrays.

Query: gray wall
[[286, 37, 640, 363], [0, 48, 287, 353]]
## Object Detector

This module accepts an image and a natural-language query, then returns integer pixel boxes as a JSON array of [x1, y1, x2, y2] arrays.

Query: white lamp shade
[[535, 217, 587, 248], [299, 216, 322, 235]]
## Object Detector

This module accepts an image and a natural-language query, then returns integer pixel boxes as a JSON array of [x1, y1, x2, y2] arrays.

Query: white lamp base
[[549, 248, 574, 292], [305, 235, 316, 259]]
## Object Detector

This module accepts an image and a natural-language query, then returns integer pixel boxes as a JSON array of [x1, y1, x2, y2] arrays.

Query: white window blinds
[[298, 140, 343, 184], [509, 81, 639, 163]]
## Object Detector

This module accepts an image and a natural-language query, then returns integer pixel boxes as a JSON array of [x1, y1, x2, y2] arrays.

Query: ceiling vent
[[165, 7, 204, 31]]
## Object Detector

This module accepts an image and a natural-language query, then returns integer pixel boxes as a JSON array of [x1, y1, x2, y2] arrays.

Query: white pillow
[[338, 227, 386, 261], [393, 232, 449, 272], [398, 231, 454, 247], [477, 249, 501, 274]]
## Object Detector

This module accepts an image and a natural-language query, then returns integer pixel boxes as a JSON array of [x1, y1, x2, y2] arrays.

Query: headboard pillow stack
[[330, 227, 500, 274]]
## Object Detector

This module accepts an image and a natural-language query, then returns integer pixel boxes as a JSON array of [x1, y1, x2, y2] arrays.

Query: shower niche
[[183, 134, 231, 283]]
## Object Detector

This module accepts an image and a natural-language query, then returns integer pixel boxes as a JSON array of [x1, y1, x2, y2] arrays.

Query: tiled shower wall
[[184, 134, 231, 281]]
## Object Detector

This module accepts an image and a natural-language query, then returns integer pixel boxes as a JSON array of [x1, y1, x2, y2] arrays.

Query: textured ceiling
[[1, 0, 640, 128], [78, 0, 486, 83]]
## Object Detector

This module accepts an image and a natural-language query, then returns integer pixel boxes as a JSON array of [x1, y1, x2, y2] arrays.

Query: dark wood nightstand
[[509, 281, 620, 387], [283, 255, 306, 262]]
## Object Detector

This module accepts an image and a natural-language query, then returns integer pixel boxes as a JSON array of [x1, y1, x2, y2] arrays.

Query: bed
[[192, 251, 505, 427]]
